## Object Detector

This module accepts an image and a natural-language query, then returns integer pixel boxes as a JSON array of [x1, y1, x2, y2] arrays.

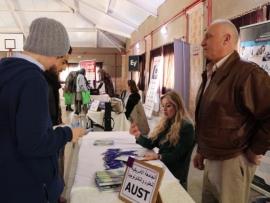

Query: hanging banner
[[79, 60, 96, 88], [144, 56, 162, 118], [240, 21, 270, 197]]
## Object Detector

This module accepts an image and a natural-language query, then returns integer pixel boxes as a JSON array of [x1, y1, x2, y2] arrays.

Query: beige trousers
[[202, 155, 257, 203]]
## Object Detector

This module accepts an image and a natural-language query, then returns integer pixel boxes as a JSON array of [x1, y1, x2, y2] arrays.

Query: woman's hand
[[143, 153, 159, 160], [129, 122, 140, 139]]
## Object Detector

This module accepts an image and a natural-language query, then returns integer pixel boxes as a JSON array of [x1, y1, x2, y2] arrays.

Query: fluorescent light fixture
[[136, 43, 139, 49], [161, 26, 167, 35]]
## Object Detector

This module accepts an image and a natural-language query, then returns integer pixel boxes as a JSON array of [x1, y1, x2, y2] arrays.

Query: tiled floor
[[59, 98, 264, 203]]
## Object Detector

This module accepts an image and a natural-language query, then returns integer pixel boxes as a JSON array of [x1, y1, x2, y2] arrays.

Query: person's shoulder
[[237, 57, 269, 76], [181, 119, 194, 130], [130, 92, 140, 98]]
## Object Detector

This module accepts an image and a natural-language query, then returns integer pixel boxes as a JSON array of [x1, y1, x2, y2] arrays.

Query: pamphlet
[[95, 169, 124, 193], [93, 140, 114, 146]]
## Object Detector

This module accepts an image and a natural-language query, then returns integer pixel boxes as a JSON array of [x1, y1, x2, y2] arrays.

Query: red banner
[[79, 60, 96, 88]]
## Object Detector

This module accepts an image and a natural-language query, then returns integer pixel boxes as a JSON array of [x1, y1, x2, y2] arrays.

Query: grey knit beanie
[[23, 17, 70, 57]]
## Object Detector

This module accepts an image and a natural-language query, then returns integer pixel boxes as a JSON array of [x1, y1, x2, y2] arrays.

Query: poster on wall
[[144, 56, 162, 118], [240, 21, 270, 197], [79, 60, 96, 88]]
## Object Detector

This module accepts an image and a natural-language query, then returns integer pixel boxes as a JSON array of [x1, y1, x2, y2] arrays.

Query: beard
[[48, 66, 59, 75]]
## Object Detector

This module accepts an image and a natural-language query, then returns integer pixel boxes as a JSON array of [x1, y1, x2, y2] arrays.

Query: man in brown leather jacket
[[193, 19, 270, 203]]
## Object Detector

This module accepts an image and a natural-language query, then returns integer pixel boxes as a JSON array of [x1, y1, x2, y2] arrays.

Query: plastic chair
[[179, 141, 196, 191]]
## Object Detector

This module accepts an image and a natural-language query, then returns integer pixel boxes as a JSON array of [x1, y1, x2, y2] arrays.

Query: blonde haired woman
[[130, 90, 195, 190]]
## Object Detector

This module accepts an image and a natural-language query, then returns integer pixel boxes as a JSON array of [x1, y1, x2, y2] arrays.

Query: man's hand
[[71, 127, 86, 143], [246, 148, 262, 165], [193, 153, 205, 170]]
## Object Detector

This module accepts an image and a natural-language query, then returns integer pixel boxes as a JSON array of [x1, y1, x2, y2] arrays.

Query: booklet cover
[[93, 140, 114, 146], [98, 184, 121, 193], [96, 170, 124, 178]]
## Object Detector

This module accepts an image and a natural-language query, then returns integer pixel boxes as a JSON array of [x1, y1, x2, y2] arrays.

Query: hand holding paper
[[143, 153, 159, 161], [129, 122, 140, 139]]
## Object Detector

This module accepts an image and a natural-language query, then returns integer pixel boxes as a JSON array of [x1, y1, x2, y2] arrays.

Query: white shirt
[[13, 53, 44, 71], [203, 52, 234, 94]]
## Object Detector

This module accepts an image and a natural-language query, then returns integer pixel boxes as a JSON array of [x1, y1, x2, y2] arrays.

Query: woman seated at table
[[125, 80, 150, 135], [129, 90, 195, 189]]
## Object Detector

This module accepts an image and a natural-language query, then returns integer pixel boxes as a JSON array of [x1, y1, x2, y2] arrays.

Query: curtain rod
[[151, 41, 173, 51], [229, 2, 270, 20]]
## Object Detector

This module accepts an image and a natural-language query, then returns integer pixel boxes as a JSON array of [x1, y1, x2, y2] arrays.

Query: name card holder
[[90, 100, 100, 111], [118, 157, 164, 203]]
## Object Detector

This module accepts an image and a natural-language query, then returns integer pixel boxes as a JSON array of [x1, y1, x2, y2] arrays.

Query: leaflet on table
[[95, 170, 124, 193], [98, 184, 121, 193], [95, 170, 124, 178], [114, 155, 145, 162], [96, 176, 123, 184], [90, 100, 100, 111], [93, 140, 114, 146]]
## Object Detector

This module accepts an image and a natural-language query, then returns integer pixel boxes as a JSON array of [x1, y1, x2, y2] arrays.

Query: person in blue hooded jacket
[[0, 17, 86, 203]]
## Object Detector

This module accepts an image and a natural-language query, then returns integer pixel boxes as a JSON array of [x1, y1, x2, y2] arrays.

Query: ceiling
[[0, 0, 166, 51]]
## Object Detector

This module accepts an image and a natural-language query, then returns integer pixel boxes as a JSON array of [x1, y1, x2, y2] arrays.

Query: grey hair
[[211, 19, 239, 45]]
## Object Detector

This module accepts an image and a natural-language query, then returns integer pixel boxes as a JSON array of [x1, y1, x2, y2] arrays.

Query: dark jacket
[[136, 120, 194, 180], [44, 70, 62, 126], [0, 57, 72, 203], [195, 51, 270, 160], [98, 69, 114, 97], [125, 92, 140, 118]]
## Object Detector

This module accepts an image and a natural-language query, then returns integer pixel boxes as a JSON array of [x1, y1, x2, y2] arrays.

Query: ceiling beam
[[95, 25, 130, 38], [76, 12, 95, 27], [71, 0, 95, 27], [62, 0, 125, 51], [54, 0, 74, 13], [103, 32, 125, 48], [5, 0, 27, 39], [107, 9, 138, 30], [0, 28, 95, 33], [97, 30, 121, 52], [0, 9, 73, 13], [0, 29, 23, 33], [95, 29, 98, 48], [77, 0, 138, 30], [126, 0, 157, 17], [105, 0, 112, 14]]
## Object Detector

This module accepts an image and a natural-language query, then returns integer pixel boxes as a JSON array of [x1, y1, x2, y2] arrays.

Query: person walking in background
[[44, 46, 72, 203], [129, 90, 195, 190], [193, 19, 270, 203], [125, 79, 150, 135], [64, 70, 76, 111], [97, 68, 114, 97], [73, 70, 79, 115], [0, 17, 85, 203], [76, 68, 88, 116]]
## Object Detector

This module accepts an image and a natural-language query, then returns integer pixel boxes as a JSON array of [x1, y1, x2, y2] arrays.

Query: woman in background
[[97, 69, 114, 97], [129, 90, 195, 190], [76, 68, 88, 116], [125, 80, 150, 135], [63, 71, 76, 111]]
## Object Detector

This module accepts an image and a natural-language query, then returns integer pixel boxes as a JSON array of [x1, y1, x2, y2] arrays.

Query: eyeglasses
[[161, 103, 174, 108]]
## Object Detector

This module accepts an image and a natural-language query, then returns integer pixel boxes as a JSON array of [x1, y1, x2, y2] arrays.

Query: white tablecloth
[[87, 110, 130, 131], [91, 94, 110, 102], [70, 131, 195, 203]]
